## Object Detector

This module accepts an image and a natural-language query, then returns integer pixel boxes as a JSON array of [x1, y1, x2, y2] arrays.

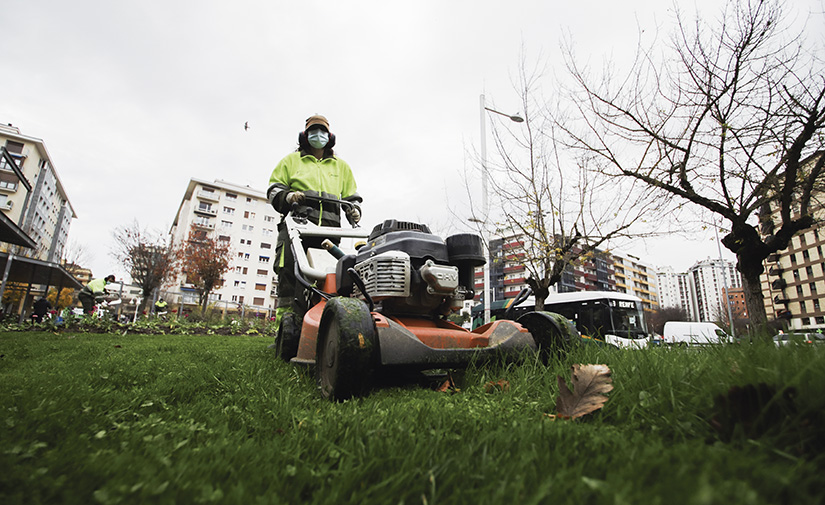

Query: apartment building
[[611, 252, 658, 312], [686, 258, 741, 322], [475, 230, 617, 302], [759, 152, 825, 330], [0, 123, 75, 262], [169, 178, 278, 311], [655, 266, 697, 319]]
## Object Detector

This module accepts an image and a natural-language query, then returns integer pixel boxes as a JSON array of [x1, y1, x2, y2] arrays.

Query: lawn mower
[[275, 195, 575, 400]]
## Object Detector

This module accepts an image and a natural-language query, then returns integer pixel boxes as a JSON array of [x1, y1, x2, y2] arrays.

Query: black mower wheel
[[276, 311, 302, 362], [517, 311, 578, 362], [316, 297, 379, 401]]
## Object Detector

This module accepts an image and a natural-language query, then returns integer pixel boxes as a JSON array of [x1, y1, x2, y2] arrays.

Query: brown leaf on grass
[[556, 364, 613, 419], [435, 372, 460, 393], [484, 379, 510, 393]]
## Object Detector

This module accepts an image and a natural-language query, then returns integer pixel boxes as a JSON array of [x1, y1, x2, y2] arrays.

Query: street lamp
[[477, 93, 524, 325]]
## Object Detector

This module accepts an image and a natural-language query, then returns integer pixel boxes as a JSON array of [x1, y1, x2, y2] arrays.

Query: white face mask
[[307, 129, 329, 149]]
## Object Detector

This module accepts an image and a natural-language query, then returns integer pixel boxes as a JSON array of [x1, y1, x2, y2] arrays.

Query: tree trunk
[[736, 250, 769, 330]]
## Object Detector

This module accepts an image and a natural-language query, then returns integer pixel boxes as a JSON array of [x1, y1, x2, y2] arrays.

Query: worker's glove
[[345, 206, 361, 224], [286, 191, 305, 205]]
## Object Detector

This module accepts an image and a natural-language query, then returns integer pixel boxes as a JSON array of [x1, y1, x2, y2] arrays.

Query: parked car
[[772, 332, 825, 347]]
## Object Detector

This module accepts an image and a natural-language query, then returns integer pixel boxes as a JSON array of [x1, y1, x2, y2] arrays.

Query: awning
[[0, 252, 83, 291], [0, 211, 35, 249]]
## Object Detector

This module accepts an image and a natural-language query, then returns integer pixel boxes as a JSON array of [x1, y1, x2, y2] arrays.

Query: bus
[[472, 290, 650, 348]]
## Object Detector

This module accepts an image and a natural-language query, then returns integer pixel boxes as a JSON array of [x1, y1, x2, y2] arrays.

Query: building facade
[[0, 123, 75, 262], [169, 178, 278, 312], [686, 258, 742, 322], [611, 252, 658, 312], [759, 152, 825, 330]]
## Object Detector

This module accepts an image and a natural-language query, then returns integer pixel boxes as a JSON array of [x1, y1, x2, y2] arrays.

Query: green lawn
[[1, 331, 823, 505]]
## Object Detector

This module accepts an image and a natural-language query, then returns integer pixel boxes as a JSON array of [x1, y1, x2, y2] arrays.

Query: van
[[662, 321, 732, 346]]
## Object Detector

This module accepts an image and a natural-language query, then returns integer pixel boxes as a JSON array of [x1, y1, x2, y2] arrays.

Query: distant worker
[[154, 298, 168, 315], [32, 297, 52, 323], [78, 274, 116, 314], [267, 114, 362, 336]]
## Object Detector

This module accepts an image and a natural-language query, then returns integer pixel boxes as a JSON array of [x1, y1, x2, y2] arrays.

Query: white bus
[[472, 290, 650, 348]]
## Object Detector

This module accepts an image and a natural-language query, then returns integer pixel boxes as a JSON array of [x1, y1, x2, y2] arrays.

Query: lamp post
[[477, 94, 524, 324]]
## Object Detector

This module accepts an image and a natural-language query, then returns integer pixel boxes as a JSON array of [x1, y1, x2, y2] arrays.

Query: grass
[[1, 331, 823, 505]]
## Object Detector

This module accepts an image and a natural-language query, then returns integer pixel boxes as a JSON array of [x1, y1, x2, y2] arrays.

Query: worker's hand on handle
[[345, 206, 361, 224], [286, 191, 305, 205]]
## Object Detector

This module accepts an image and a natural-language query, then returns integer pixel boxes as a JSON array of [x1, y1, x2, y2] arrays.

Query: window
[[800, 234, 807, 245], [218, 235, 230, 242], [231, 295, 239, 302], [197, 201, 212, 211], [791, 253, 797, 264], [255, 283, 267, 291], [800, 301, 807, 312], [262, 228, 273, 237], [264, 215, 275, 223], [225, 193, 237, 200], [803, 250, 810, 261], [246, 197, 252, 203], [242, 224, 254, 232], [811, 283, 817, 294], [253, 297, 265, 306], [797, 285, 804, 296], [257, 269, 268, 277], [235, 266, 242, 274], [239, 281, 246, 288], [261, 242, 271, 249], [794, 270, 801, 280], [244, 211, 256, 219], [239, 296, 244, 304], [806, 266, 814, 277], [817, 316, 825, 325], [242, 267, 248, 275], [259, 255, 270, 263], [221, 220, 233, 229], [223, 207, 235, 215], [815, 300, 821, 311]]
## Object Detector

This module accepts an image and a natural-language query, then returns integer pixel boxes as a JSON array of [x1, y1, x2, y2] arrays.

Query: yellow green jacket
[[267, 152, 360, 227]]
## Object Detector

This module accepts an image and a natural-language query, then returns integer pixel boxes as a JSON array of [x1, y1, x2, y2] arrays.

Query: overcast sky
[[3, 0, 822, 280]]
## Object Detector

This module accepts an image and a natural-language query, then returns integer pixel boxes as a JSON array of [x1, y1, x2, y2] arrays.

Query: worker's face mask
[[307, 129, 329, 149]]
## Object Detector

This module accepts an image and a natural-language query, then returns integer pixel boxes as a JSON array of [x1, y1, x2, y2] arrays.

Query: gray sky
[[3, 0, 822, 280]]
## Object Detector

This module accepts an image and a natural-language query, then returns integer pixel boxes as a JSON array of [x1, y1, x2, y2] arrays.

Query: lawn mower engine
[[335, 220, 484, 318]]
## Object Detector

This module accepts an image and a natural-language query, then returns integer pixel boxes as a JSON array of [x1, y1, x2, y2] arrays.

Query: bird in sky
[[244, 122, 249, 131]]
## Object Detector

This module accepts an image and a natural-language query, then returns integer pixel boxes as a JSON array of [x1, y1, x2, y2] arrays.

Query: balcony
[[773, 295, 790, 305], [767, 253, 780, 263], [503, 277, 525, 285], [197, 190, 220, 202], [503, 265, 525, 274], [194, 207, 218, 217], [771, 278, 787, 290], [768, 266, 783, 276], [0, 200, 12, 211], [193, 221, 215, 230]]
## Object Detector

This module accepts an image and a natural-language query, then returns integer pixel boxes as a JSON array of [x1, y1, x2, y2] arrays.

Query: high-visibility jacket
[[85, 277, 108, 295], [267, 151, 360, 227]]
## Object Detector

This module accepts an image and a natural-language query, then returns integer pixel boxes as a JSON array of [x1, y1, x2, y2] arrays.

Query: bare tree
[[111, 221, 176, 313], [61, 239, 92, 269], [174, 226, 233, 313], [558, 0, 825, 327], [473, 60, 666, 310]]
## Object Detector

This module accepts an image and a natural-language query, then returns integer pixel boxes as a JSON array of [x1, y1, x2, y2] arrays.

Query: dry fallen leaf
[[556, 364, 613, 419], [484, 379, 511, 393]]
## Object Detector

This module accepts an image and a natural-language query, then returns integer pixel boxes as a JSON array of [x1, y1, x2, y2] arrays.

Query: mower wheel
[[517, 311, 577, 362], [316, 297, 379, 401], [276, 311, 302, 362]]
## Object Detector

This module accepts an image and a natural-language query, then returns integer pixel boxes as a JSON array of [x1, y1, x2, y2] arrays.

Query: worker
[[32, 297, 52, 323], [154, 298, 168, 315], [266, 114, 362, 338], [78, 274, 116, 314]]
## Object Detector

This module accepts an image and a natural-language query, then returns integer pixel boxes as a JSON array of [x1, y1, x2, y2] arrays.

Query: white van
[[662, 321, 732, 346]]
